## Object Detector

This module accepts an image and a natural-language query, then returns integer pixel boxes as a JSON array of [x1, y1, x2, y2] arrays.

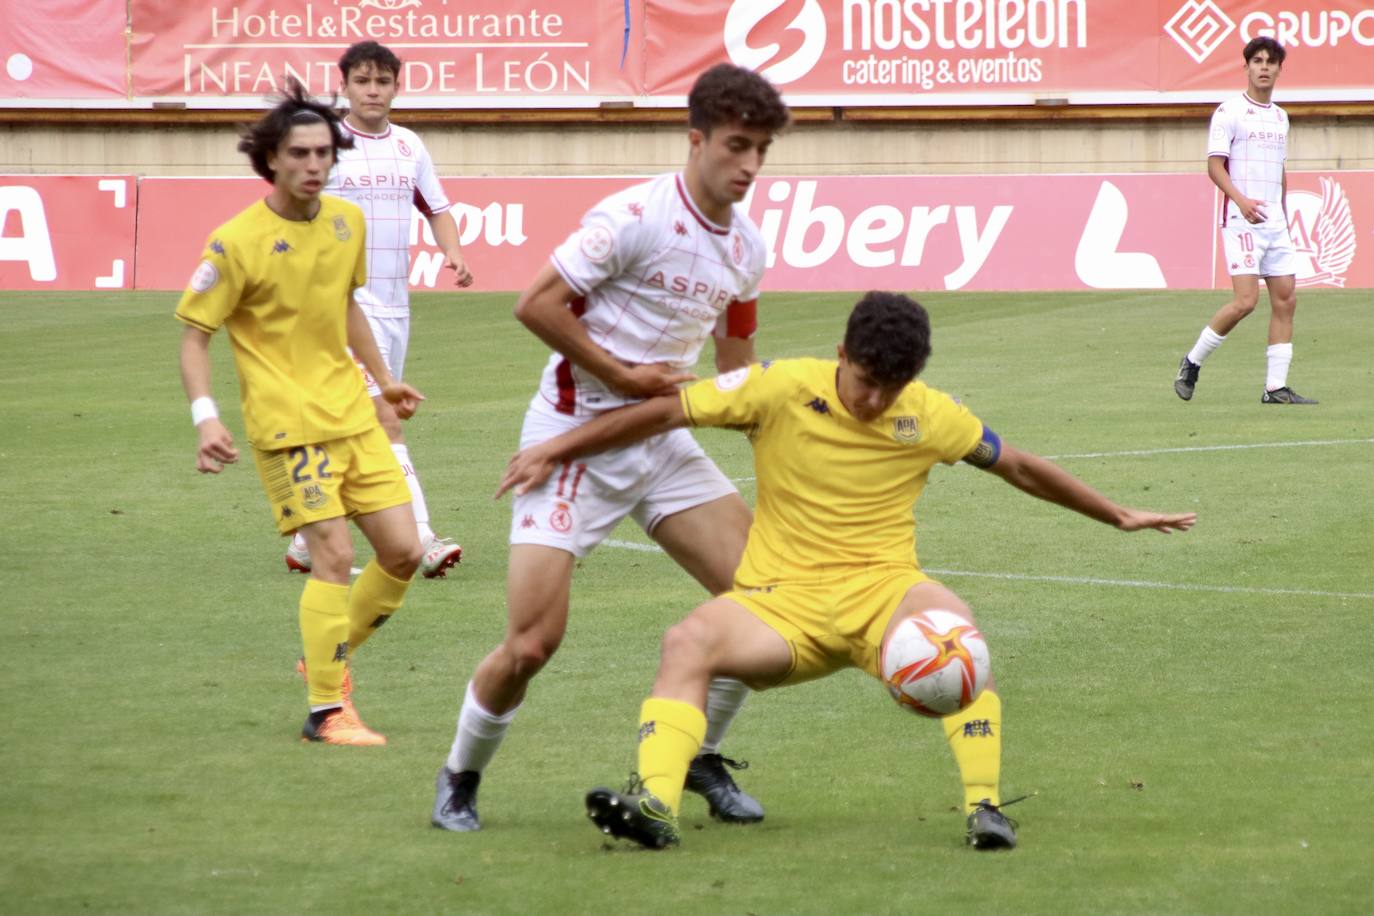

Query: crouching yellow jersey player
[[499, 290, 1196, 851]]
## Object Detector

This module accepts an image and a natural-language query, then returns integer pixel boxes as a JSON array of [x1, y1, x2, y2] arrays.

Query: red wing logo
[[1290, 176, 1356, 288], [1163, 1, 1235, 65], [674, 220, 687, 236], [628, 202, 644, 221], [549, 503, 573, 533]]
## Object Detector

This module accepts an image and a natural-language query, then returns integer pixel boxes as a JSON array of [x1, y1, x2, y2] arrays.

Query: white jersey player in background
[[286, 41, 474, 578], [431, 64, 792, 833], [1174, 36, 1316, 405]]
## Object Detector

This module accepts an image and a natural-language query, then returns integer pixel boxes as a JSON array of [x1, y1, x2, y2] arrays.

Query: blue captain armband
[[963, 425, 1002, 468]]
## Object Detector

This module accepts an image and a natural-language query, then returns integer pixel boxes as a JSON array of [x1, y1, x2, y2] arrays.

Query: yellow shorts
[[727, 565, 934, 687], [252, 426, 410, 535]]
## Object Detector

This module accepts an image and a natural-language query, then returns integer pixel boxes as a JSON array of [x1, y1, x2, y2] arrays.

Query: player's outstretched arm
[[178, 325, 239, 474], [346, 296, 424, 418], [983, 443, 1196, 534], [497, 395, 688, 498], [514, 265, 695, 399]]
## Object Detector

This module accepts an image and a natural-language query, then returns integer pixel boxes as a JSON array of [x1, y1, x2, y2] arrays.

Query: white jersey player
[[432, 64, 793, 834], [1174, 37, 1316, 406], [285, 40, 475, 579]]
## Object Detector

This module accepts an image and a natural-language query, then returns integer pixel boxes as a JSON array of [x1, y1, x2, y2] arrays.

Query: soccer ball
[[880, 609, 990, 717]]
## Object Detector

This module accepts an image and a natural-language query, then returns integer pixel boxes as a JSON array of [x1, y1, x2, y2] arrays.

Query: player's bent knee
[[659, 617, 715, 670], [504, 632, 561, 679]]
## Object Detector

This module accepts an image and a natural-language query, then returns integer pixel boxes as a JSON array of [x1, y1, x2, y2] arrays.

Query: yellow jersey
[[681, 358, 984, 585], [175, 195, 373, 450]]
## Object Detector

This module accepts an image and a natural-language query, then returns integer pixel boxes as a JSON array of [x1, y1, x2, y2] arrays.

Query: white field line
[[601, 541, 1372, 600], [727, 438, 1374, 483]]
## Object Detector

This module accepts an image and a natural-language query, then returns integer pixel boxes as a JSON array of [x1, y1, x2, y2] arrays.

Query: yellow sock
[[299, 578, 350, 707], [346, 560, 411, 653], [942, 689, 1002, 813], [637, 697, 706, 815]]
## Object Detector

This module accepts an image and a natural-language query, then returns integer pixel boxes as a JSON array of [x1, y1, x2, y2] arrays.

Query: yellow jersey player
[[499, 291, 1197, 850], [177, 81, 426, 747]]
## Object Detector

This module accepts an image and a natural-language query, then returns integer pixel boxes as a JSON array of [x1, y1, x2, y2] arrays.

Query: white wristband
[[190, 396, 219, 427]]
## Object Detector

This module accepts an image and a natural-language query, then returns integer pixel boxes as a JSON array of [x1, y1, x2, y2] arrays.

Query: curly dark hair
[[843, 292, 932, 386], [339, 40, 402, 80], [687, 63, 791, 136], [237, 79, 353, 184], [1243, 36, 1286, 65]]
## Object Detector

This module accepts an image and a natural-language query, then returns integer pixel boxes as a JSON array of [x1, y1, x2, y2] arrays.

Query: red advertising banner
[[0, 177, 136, 290], [128, 0, 640, 104], [0, 0, 127, 99], [646, 0, 1374, 103], [127, 171, 1372, 294]]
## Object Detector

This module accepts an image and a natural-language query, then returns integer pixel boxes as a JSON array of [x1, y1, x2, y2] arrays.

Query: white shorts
[[509, 404, 738, 558], [1221, 217, 1297, 278], [355, 313, 410, 397]]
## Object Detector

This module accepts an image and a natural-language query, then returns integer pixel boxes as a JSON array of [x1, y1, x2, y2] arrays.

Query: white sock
[[1266, 343, 1293, 391], [1186, 326, 1227, 366], [445, 680, 519, 774], [699, 677, 750, 755], [392, 443, 435, 543]]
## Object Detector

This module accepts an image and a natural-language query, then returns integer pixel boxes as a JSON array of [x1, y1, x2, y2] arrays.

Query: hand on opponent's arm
[[514, 265, 695, 399], [496, 395, 690, 498]]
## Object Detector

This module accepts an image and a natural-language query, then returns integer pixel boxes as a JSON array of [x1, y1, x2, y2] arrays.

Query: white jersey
[[327, 121, 451, 317], [1208, 93, 1289, 228], [538, 172, 765, 417]]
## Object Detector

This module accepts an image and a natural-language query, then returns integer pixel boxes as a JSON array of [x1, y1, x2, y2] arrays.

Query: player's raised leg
[[349, 501, 421, 652], [1175, 274, 1259, 401], [296, 517, 386, 746], [650, 493, 765, 823], [433, 544, 575, 831], [880, 581, 1016, 850], [586, 596, 791, 849]]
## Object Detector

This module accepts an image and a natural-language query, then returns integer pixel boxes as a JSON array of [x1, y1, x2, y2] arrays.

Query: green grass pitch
[[1, 288, 1370, 914]]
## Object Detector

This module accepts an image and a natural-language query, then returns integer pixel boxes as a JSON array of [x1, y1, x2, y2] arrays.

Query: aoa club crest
[[301, 484, 329, 510], [1288, 176, 1356, 288], [332, 216, 351, 242], [892, 416, 920, 443]]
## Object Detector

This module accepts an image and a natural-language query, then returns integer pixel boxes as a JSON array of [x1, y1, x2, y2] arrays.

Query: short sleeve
[[550, 194, 654, 296], [412, 136, 451, 217], [1207, 104, 1234, 158], [924, 388, 985, 465], [680, 362, 779, 430], [174, 233, 244, 333]]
